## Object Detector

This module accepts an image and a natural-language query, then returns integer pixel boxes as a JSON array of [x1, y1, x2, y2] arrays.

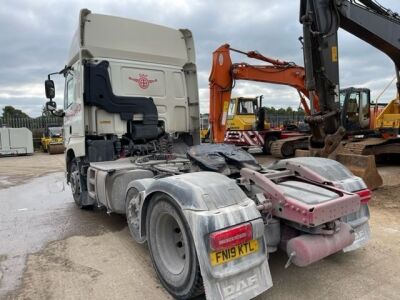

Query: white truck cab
[[61, 9, 199, 161]]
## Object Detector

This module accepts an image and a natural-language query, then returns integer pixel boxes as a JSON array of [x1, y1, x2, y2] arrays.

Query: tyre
[[281, 141, 295, 158], [70, 159, 91, 209], [146, 194, 204, 299], [263, 135, 278, 154]]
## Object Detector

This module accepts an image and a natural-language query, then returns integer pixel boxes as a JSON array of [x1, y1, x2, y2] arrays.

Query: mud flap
[[342, 205, 371, 252], [183, 200, 273, 300], [335, 153, 382, 190]]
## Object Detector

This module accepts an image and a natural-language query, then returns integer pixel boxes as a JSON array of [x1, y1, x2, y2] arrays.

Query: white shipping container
[[0, 128, 34, 155]]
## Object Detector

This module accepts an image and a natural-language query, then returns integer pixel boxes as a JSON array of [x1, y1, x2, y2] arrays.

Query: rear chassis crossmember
[[240, 162, 361, 227]]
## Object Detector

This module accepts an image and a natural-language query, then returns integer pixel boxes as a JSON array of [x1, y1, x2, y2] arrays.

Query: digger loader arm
[[300, 0, 400, 154], [209, 44, 319, 143], [298, 0, 400, 188]]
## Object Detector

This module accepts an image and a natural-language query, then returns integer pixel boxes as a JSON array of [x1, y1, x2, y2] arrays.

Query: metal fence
[[0, 117, 63, 150], [0, 113, 305, 149], [0, 117, 62, 129], [267, 113, 306, 128]]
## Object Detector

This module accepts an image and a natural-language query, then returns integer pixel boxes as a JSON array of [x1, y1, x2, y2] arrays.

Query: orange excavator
[[208, 44, 383, 189], [209, 43, 318, 157]]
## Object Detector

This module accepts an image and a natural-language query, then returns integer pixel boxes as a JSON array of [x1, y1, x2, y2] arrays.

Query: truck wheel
[[70, 159, 90, 209], [146, 194, 204, 299], [263, 135, 278, 154]]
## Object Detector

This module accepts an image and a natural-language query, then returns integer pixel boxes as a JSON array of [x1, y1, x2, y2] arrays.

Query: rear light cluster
[[209, 222, 253, 251], [356, 189, 372, 204]]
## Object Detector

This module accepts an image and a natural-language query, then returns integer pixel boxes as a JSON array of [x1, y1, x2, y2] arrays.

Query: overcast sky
[[1, 0, 400, 117]]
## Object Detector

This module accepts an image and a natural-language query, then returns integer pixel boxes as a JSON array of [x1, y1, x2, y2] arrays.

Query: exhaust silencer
[[286, 222, 355, 267]]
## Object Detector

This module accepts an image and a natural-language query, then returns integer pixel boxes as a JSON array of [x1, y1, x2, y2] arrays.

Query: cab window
[[238, 100, 256, 114], [346, 92, 360, 124], [228, 99, 236, 119], [360, 91, 370, 119], [339, 91, 346, 108], [65, 74, 75, 109]]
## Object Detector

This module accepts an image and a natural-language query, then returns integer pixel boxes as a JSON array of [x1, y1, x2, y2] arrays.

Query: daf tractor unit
[[44, 9, 372, 300]]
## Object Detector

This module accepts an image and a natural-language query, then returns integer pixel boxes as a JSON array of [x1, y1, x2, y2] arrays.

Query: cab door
[[226, 99, 238, 130], [359, 89, 371, 129], [341, 89, 370, 131], [63, 62, 85, 154]]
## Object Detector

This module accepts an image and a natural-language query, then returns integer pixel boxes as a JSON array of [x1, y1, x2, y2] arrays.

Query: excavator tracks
[[270, 136, 309, 158], [342, 137, 400, 156]]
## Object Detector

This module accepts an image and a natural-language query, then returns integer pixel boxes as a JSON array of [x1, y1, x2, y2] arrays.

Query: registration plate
[[210, 240, 259, 266]]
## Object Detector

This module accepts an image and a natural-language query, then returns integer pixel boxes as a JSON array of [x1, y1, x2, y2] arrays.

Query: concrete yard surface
[[0, 153, 399, 299]]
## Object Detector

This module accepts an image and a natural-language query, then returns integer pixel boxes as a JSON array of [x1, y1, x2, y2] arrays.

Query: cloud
[[1, 0, 400, 117]]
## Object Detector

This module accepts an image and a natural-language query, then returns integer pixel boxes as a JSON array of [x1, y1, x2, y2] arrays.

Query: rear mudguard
[[341, 204, 371, 252], [138, 171, 273, 300]]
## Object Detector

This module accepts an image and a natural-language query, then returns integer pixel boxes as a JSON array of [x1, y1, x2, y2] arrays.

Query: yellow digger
[[200, 113, 210, 142], [41, 125, 65, 154]]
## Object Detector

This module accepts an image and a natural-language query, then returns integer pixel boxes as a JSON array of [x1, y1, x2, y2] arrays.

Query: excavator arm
[[300, 0, 400, 154], [209, 44, 318, 143]]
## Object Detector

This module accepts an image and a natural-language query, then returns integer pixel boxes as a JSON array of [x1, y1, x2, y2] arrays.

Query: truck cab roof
[[68, 9, 195, 68]]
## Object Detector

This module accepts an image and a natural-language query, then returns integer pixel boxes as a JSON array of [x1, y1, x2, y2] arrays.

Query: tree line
[[262, 106, 305, 116], [1, 105, 63, 119]]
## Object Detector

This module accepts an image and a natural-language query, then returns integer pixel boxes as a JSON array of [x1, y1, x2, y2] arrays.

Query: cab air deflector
[[83, 60, 158, 122]]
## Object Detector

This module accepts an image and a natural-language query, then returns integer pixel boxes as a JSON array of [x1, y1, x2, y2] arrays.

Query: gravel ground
[[0, 153, 399, 299]]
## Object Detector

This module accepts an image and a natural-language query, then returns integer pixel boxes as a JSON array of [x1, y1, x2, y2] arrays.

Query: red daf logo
[[128, 74, 157, 89]]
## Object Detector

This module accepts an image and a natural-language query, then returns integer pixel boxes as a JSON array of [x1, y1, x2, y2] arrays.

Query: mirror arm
[[47, 66, 72, 80], [47, 72, 59, 80], [59, 66, 72, 77]]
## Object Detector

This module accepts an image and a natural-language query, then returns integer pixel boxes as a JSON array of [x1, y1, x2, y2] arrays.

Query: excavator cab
[[226, 96, 271, 131], [200, 113, 210, 143], [340, 88, 371, 132]]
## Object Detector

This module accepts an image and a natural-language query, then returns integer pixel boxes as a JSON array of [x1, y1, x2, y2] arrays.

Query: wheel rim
[[155, 212, 187, 275]]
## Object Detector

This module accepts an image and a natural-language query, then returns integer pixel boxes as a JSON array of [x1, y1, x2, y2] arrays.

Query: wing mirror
[[45, 79, 55, 99]]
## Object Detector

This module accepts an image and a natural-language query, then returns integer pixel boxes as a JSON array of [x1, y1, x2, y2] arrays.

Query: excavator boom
[[298, 0, 400, 189], [300, 0, 400, 152], [209, 44, 318, 143]]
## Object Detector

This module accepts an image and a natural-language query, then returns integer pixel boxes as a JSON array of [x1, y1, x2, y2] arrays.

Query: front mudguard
[[140, 172, 273, 300]]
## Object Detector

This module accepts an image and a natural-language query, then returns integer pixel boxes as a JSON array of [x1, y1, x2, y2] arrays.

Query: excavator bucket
[[48, 143, 65, 155], [335, 153, 382, 190], [295, 149, 383, 190]]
